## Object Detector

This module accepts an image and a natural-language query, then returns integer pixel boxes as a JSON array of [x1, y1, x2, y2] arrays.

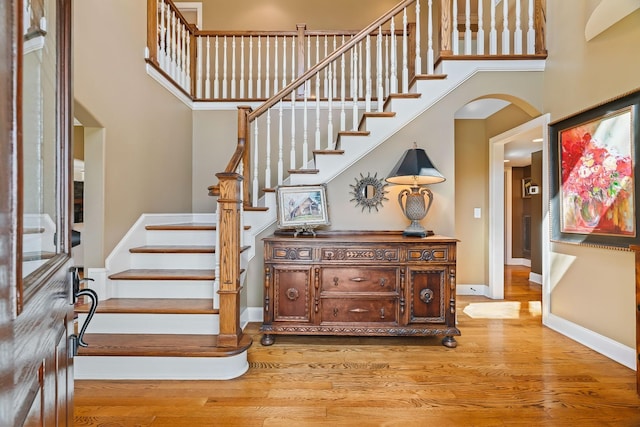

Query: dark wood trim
[[0, 0, 18, 424]]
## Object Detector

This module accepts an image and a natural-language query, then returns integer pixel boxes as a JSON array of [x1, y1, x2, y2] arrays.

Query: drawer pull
[[333, 308, 339, 317], [348, 308, 369, 313], [286, 288, 300, 301], [380, 308, 385, 319], [333, 277, 339, 286], [349, 277, 367, 282], [379, 278, 386, 287], [420, 288, 434, 304]]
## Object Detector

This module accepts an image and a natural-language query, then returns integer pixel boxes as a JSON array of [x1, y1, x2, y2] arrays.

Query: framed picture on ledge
[[276, 184, 330, 235], [549, 88, 640, 249]]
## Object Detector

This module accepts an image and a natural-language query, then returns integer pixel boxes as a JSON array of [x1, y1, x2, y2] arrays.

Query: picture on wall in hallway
[[550, 88, 640, 249]]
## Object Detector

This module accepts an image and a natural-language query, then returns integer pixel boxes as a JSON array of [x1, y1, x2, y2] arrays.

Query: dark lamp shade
[[385, 148, 445, 185]]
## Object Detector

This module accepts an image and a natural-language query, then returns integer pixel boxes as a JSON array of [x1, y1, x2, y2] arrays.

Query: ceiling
[[455, 99, 543, 167]]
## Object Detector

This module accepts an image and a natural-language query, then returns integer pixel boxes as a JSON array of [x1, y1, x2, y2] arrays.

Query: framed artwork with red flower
[[550, 89, 640, 249]]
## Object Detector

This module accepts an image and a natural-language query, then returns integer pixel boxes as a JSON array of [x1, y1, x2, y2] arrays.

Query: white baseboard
[[529, 272, 542, 284], [544, 312, 636, 371], [507, 258, 531, 267], [457, 284, 490, 296]]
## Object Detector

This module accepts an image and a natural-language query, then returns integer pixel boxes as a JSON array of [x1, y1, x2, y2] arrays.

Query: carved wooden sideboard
[[261, 231, 460, 347]]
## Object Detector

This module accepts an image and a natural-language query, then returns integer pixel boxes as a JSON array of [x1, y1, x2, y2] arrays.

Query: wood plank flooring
[[74, 266, 640, 426]]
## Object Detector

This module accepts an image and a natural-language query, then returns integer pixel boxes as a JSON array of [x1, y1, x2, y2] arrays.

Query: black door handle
[[69, 267, 99, 354]]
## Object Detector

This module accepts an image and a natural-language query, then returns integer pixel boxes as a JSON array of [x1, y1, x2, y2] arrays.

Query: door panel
[[2, 0, 75, 425]]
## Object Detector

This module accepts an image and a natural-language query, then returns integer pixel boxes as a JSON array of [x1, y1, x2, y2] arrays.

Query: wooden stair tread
[[76, 298, 217, 314], [338, 130, 370, 136], [109, 269, 215, 280], [130, 245, 215, 254], [77, 333, 252, 357], [145, 223, 216, 231]]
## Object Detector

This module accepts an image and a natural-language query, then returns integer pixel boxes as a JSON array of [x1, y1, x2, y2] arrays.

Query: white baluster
[[464, 0, 472, 55], [385, 35, 390, 96], [257, 36, 262, 98], [365, 35, 372, 112], [277, 101, 284, 185], [248, 36, 253, 98], [323, 36, 328, 99], [171, 12, 177, 78], [196, 36, 202, 98], [415, 0, 422, 75], [490, 0, 497, 54], [281, 37, 287, 90], [358, 42, 363, 98], [303, 80, 309, 169], [231, 36, 236, 98], [265, 36, 270, 98], [185, 29, 191, 92], [240, 37, 245, 98], [265, 110, 272, 188], [290, 92, 296, 169], [291, 37, 296, 84], [205, 36, 211, 98], [514, 0, 522, 54], [427, 0, 434, 73], [402, 8, 408, 93], [213, 36, 219, 98], [181, 26, 187, 88], [253, 119, 259, 206], [315, 71, 321, 150], [315, 36, 320, 99], [502, 0, 510, 54], [306, 36, 311, 96], [341, 38, 347, 130], [175, 16, 181, 80], [390, 17, 397, 94], [452, 0, 459, 55], [477, 0, 485, 55], [527, 0, 535, 54], [333, 36, 338, 97], [327, 60, 333, 150], [273, 36, 279, 94], [159, 2, 166, 70], [222, 36, 228, 98], [352, 46, 359, 130], [377, 27, 384, 111]]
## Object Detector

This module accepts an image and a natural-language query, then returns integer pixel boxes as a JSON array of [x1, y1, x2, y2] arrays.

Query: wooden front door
[[1, 0, 76, 425]]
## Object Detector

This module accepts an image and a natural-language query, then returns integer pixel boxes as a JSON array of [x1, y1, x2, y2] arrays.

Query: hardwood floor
[[74, 266, 639, 426]]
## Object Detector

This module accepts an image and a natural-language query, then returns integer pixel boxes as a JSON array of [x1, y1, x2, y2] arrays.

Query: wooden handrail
[[247, 0, 416, 122]]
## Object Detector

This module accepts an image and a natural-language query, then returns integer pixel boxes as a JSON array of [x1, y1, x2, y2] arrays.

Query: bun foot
[[261, 334, 275, 346], [442, 336, 457, 348]]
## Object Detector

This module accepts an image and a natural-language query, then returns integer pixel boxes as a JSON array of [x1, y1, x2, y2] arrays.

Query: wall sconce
[[386, 144, 445, 237]]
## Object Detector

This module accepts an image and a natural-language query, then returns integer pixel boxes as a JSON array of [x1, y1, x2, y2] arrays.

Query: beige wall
[[74, 0, 194, 256], [544, 2, 639, 347], [174, 0, 402, 31]]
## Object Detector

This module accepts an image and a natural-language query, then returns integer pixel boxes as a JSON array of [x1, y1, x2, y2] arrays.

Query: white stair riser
[[74, 353, 248, 380], [109, 280, 215, 299], [78, 313, 219, 335], [130, 252, 215, 269], [146, 230, 216, 245]]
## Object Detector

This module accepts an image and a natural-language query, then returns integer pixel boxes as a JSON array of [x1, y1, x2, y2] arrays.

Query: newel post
[[439, 0, 452, 56], [146, 0, 159, 66], [215, 172, 244, 347], [534, 0, 547, 55]]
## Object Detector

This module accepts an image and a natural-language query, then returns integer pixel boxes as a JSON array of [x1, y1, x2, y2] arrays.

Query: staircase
[[75, 216, 252, 380]]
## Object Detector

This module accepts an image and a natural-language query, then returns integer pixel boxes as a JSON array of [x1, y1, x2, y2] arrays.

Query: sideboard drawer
[[320, 267, 397, 293], [407, 245, 450, 263], [320, 298, 397, 324]]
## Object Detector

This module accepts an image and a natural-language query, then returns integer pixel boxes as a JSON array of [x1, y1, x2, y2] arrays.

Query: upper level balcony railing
[[146, 0, 547, 103]]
